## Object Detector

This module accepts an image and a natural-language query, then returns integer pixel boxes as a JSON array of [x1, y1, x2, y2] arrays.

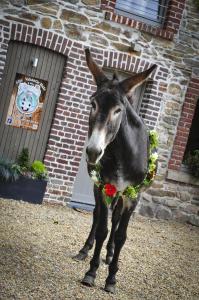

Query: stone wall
[[0, 0, 198, 225]]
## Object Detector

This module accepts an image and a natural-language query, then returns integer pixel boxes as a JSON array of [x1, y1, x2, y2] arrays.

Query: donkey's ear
[[119, 64, 157, 95], [85, 48, 108, 87]]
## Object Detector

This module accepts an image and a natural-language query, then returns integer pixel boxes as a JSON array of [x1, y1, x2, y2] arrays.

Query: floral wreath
[[90, 130, 159, 206]]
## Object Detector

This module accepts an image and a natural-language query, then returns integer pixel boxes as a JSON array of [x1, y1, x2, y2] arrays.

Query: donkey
[[74, 49, 157, 293]]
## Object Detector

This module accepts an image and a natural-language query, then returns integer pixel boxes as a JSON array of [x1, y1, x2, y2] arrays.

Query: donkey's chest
[[112, 176, 131, 192], [103, 165, 132, 192]]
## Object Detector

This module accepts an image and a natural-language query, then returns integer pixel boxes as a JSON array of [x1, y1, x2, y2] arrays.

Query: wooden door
[[0, 41, 66, 162], [70, 68, 146, 210], [70, 143, 95, 210]]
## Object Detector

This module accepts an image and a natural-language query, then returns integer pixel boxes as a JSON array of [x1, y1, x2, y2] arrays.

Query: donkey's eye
[[91, 101, 96, 110], [114, 108, 121, 114]]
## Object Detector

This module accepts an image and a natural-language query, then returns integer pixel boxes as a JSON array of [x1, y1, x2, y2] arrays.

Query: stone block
[[105, 33, 119, 42], [165, 101, 181, 111], [141, 32, 153, 42], [180, 203, 199, 215], [152, 196, 163, 204], [61, 9, 90, 25], [148, 188, 176, 198], [5, 15, 34, 26], [151, 181, 163, 189], [141, 192, 152, 202], [20, 12, 39, 21], [41, 17, 52, 29], [95, 22, 121, 35], [139, 203, 155, 218], [183, 58, 199, 67], [27, 0, 54, 4], [29, 3, 58, 15], [0, 0, 9, 8], [174, 210, 190, 223], [193, 67, 199, 76], [10, 0, 25, 6], [111, 42, 130, 52], [163, 116, 178, 126], [64, 0, 79, 4], [53, 20, 62, 30], [89, 33, 108, 46], [168, 83, 182, 95], [192, 38, 199, 49], [163, 198, 179, 208], [64, 24, 87, 41], [4, 8, 22, 14], [178, 191, 191, 202], [191, 197, 199, 206], [163, 53, 182, 63], [82, 0, 100, 5], [188, 215, 199, 227], [156, 206, 172, 220]]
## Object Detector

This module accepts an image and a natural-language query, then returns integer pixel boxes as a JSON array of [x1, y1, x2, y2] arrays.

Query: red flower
[[104, 184, 117, 197]]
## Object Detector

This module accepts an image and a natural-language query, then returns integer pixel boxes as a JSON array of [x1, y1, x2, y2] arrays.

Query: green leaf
[[104, 196, 113, 206], [31, 160, 48, 179], [124, 186, 138, 199], [149, 130, 159, 151]]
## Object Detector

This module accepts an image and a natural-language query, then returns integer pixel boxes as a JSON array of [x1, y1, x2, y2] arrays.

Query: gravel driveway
[[0, 198, 199, 300]]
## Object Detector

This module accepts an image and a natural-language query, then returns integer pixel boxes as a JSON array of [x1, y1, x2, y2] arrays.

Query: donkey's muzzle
[[86, 146, 102, 165]]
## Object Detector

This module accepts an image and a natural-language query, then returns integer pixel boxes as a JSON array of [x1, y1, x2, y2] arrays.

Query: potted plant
[[0, 148, 48, 204]]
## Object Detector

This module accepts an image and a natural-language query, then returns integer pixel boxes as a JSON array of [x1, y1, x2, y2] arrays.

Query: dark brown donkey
[[74, 49, 157, 293]]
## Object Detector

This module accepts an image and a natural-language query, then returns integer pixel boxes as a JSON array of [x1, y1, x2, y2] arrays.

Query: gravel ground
[[0, 198, 199, 300]]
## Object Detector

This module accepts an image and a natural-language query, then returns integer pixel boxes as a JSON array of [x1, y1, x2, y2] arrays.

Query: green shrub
[[0, 160, 21, 182], [185, 150, 199, 178], [31, 160, 48, 180], [17, 148, 30, 171]]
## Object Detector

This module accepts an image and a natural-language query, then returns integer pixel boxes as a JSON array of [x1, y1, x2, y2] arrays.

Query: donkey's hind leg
[[82, 191, 108, 287], [106, 197, 123, 265], [73, 186, 100, 261], [105, 200, 138, 293]]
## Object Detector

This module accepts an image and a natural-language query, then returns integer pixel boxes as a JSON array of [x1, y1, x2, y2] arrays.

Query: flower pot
[[0, 177, 47, 204]]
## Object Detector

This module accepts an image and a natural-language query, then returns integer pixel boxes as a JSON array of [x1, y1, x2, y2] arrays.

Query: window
[[184, 99, 199, 157], [115, 0, 169, 27], [167, 98, 199, 185]]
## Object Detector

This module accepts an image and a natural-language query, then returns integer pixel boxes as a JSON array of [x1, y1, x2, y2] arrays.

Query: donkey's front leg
[[82, 195, 108, 287], [106, 197, 123, 265], [74, 186, 100, 261], [105, 201, 138, 293]]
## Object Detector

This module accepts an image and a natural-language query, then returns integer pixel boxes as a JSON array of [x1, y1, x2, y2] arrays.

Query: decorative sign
[[6, 73, 48, 131]]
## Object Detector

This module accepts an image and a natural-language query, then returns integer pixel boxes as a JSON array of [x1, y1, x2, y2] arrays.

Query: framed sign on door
[[6, 73, 48, 131]]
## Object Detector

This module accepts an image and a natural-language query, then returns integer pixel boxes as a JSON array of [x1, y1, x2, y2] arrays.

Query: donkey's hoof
[[81, 275, 95, 287], [105, 256, 113, 265], [104, 283, 116, 294], [73, 252, 88, 261]]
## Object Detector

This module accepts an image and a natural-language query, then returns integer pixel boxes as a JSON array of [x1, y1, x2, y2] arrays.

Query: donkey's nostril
[[86, 147, 103, 164]]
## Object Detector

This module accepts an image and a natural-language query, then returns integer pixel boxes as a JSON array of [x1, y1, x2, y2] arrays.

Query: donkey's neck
[[101, 102, 149, 190]]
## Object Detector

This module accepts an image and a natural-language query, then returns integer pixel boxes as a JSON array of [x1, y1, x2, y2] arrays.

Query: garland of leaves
[[90, 130, 159, 206]]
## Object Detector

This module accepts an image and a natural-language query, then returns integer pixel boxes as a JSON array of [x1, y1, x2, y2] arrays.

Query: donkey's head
[[85, 49, 157, 165]]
